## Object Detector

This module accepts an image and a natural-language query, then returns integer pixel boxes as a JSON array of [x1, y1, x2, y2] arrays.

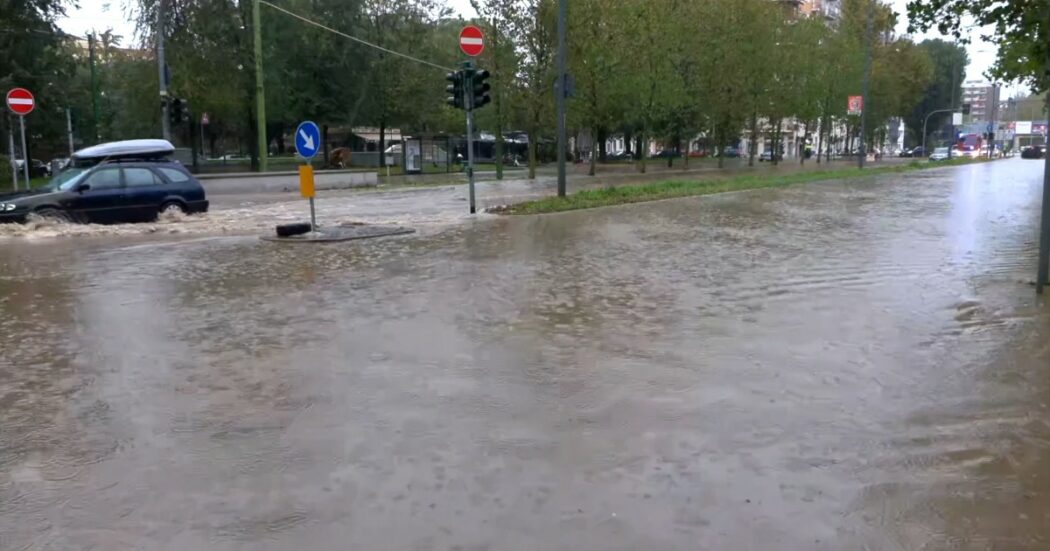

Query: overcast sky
[[57, 0, 1021, 97]]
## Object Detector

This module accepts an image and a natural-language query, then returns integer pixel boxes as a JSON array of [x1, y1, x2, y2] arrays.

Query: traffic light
[[446, 71, 465, 110], [168, 97, 191, 126], [169, 98, 183, 126], [472, 69, 491, 110], [962, 103, 971, 115]]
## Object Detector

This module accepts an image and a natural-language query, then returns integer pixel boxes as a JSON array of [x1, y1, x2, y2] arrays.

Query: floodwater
[[1, 159, 1047, 549]]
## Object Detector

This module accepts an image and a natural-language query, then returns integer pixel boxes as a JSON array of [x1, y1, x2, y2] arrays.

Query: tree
[[511, 0, 555, 179], [471, 0, 522, 179], [903, 40, 968, 148], [907, 0, 1047, 91], [568, 0, 629, 176]]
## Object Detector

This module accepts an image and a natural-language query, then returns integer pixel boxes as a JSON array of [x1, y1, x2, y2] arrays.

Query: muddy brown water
[[1, 159, 1047, 549]]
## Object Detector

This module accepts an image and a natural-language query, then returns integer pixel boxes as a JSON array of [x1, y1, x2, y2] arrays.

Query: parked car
[[651, 150, 679, 159], [1021, 145, 1045, 159], [0, 139, 208, 224], [716, 146, 741, 158], [606, 151, 632, 161], [50, 157, 70, 174], [758, 151, 783, 162], [929, 146, 950, 161], [14, 158, 51, 178]]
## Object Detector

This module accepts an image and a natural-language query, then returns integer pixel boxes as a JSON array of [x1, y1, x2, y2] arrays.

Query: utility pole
[[1038, 7, 1050, 293], [252, 0, 268, 172], [88, 33, 101, 142], [987, 84, 999, 158], [857, 0, 873, 169], [66, 108, 75, 155], [555, 0, 567, 197], [157, 0, 171, 141]]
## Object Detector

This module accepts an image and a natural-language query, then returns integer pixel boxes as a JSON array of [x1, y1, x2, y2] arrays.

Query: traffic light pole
[[555, 0, 567, 196], [157, 0, 171, 141], [463, 61, 477, 214]]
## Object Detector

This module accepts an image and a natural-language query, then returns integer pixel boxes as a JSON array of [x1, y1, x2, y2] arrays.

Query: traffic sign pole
[[8, 125, 17, 191], [18, 115, 28, 186], [463, 62, 477, 214]]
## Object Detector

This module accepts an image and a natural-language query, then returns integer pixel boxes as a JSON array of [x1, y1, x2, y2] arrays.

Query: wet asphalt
[[0, 158, 1047, 549]]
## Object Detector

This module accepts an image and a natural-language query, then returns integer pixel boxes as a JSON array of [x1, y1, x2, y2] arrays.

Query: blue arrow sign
[[295, 120, 321, 160]]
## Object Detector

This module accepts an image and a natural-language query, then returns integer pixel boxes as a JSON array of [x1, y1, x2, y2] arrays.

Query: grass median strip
[[493, 158, 986, 215]]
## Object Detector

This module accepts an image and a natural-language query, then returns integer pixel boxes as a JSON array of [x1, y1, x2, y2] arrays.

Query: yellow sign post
[[299, 165, 315, 198], [299, 164, 317, 231]]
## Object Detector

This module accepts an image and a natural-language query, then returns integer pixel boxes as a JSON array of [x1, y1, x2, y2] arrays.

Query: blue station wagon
[[0, 139, 208, 224]]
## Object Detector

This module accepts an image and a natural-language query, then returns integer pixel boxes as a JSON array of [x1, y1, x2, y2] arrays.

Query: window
[[158, 167, 190, 183], [84, 168, 122, 190], [124, 168, 159, 187]]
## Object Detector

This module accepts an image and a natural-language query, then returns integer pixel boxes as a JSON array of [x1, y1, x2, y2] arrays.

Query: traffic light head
[[472, 69, 491, 110], [962, 103, 971, 115], [169, 98, 183, 126], [446, 71, 465, 110]]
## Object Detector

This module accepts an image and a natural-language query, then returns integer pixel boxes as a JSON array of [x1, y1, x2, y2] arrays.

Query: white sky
[[57, 0, 1022, 97]]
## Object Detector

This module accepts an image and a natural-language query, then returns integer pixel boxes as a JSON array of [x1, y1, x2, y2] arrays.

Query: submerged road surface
[[1, 159, 1047, 549]]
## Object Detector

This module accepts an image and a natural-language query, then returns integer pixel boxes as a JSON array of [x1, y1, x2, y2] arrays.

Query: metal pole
[[252, 0, 268, 172], [8, 123, 18, 191], [1037, 11, 1050, 292], [157, 0, 171, 141], [19, 116, 29, 187], [988, 84, 998, 158], [88, 34, 101, 141], [464, 63, 477, 214], [555, 0, 567, 196], [66, 108, 75, 155], [857, 0, 873, 169], [923, 108, 954, 157], [309, 161, 317, 231]]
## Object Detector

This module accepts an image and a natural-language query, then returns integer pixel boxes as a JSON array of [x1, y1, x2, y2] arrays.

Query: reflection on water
[[0, 160, 1047, 549]]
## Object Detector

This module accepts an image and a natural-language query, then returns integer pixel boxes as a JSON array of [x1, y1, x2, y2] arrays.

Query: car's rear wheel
[[159, 201, 187, 217]]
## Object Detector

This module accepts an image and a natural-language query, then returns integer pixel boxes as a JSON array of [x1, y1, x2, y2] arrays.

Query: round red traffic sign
[[6, 88, 35, 116], [459, 25, 484, 57]]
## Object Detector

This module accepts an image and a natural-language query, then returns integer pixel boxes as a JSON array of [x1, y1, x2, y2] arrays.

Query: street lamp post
[[857, 0, 874, 169], [922, 108, 955, 157]]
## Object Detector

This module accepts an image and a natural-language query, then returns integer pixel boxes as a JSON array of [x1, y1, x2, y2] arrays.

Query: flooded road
[[1, 159, 1047, 549]]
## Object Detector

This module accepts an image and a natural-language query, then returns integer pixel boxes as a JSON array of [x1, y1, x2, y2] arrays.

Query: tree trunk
[[772, 120, 782, 166], [625, 129, 633, 157], [323, 124, 330, 167], [801, 121, 809, 165], [588, 126, 597, 176], [716, 126, 725, 169], [597, 127, 608, 163], [378, 118, 386, 170], [634, 129, 642, 172], [247, 105, 259, 171], [748, 109, 758, 167], [527, 126, 537, 179], [683, 138, 690, 170]]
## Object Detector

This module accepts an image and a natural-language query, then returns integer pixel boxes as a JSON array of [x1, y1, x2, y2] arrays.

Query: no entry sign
[[459, 25, 484, 57], [6, 88, 35, 116]]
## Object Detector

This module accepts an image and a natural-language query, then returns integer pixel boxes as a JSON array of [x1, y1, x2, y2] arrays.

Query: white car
[[929, 147, 950, 161]]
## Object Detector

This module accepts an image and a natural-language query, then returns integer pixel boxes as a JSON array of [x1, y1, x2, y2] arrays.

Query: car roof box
[[73, 139, 175, 161]]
